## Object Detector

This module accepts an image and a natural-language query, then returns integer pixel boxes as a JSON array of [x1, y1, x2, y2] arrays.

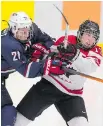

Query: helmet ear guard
[[77, 20, 100, 50]]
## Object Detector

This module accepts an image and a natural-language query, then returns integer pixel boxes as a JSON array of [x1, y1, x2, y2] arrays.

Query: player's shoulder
[[55, 36, 65, 44], [55, 35, 77, 45], [1, 31, 21, 51], [32, 22, 37, 28], [32, 22, 39, 33], [90, 45, 102, 57], [68, 35, 77, 44]]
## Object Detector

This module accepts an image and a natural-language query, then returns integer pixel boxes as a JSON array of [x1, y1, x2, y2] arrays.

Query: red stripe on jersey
[[50, 75, 83, 95]]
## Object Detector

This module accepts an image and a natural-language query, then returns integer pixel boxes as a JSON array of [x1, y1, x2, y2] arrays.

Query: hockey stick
[[62, 66, 103, 83], [53, 4, 69, 49], [53, 5, 103, 83], [33, 44, 103, 83], [32, 44, 103, 83]]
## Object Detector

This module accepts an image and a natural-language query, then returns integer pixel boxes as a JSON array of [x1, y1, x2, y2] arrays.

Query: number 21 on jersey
[[11, 51, 20, 61]]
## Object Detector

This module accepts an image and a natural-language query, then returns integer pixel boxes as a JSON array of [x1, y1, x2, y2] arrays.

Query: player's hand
[[31, 43, 50, 61], [32, 43, 50, 54], [43, 59, 67, 75], [57, 43, 79, 61]]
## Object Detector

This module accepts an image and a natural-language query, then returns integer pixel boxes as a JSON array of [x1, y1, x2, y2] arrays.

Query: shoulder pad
[[68, 35, 77, 45]]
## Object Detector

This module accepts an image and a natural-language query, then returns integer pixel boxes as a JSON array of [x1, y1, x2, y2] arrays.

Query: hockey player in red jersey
[[14, 20, 102, 126]]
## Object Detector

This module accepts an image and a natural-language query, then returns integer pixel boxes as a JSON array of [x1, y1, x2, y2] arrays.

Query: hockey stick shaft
[[62, 66, 103, 83], [53, 4, 69, 49]]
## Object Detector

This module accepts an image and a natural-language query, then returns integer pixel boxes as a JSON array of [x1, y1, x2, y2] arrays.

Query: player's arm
[[32, 23, 54, 49], [73, 46, 102, 74], [55, 37, 102, 75], [1, 45, 44, 78]]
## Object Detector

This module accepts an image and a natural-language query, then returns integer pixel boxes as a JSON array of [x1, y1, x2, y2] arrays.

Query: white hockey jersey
[[43, 35, 103, 96]]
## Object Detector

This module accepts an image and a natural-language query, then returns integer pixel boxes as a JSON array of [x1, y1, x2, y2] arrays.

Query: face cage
[[10, 23, 34, 44], [80, 28, 99, 40], [77, 30, 99, 50], [18, 24, 34, 43]]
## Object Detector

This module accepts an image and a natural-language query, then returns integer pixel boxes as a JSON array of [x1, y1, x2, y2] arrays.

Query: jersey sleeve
[[32, 23, 54, 49], [1, 44, 44, 78], [72, 46, 103, 74], [54, 36, 65, 45]]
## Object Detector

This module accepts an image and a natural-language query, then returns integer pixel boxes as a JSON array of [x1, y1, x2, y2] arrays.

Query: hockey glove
[[57, 43, 80, 62], [30, 43, 50, 62], [43, 59, 67, 75]]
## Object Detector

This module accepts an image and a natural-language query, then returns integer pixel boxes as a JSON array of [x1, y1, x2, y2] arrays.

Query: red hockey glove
[[31, 43, 50, 61], [43, 59, 67, 75]]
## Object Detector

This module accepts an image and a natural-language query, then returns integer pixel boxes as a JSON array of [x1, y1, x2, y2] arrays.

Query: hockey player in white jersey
[[14, 20, 102, 126]]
